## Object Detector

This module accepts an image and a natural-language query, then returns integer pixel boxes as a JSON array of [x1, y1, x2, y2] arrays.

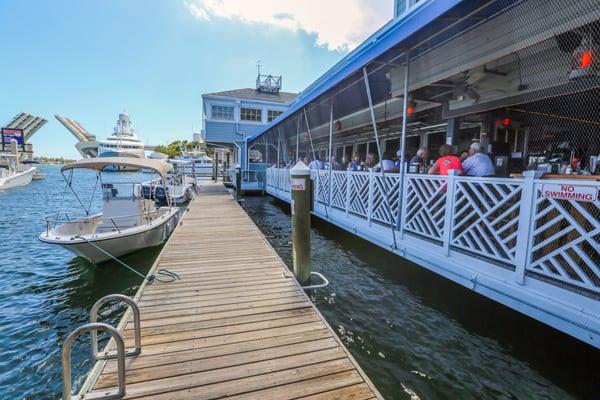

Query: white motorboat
[[175, 149, 213, 177], [142, 161, 196, 205], [39, 157, 179, 264], [0, 154, 36, 190]]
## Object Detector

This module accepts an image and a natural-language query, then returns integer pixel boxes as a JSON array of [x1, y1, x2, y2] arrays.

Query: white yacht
[[175, 149, 213, 177], [98, 112, 145, 171], [40, 158, 179, 264], [0, 153, 36, 191]]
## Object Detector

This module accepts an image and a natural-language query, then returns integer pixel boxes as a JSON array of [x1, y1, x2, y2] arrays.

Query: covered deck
[[251, 0, 600, 347]]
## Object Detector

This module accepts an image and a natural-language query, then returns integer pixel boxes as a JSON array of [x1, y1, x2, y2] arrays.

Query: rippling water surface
[[0, 165, 159, 399], [1, 168, 598, 399], [242, 196, 600, 400]]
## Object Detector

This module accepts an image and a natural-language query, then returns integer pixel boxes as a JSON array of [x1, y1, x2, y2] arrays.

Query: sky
[[0, 0, 393, 159]]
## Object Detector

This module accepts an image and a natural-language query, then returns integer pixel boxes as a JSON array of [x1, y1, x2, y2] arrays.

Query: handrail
[[301, 272, 330, 290], [90, 294, 141, 360], [62, 323, 126, 400]]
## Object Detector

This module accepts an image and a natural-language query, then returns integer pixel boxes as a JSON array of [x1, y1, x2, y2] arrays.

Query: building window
[[267, 110, 283, 122], [211, 105, 234, 121], [241, 107, 262, 122]]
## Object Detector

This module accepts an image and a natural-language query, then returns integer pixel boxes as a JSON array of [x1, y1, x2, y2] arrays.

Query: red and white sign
[[541, 183, 598, 202], [291, 178, 306, 191]]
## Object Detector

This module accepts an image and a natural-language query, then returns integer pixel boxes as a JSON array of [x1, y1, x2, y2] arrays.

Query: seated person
[[408, 148, 429, 173], [365, 152, 378, 170], [462, 142, 495, 177], [347, 152, 363, 171], [329, 156, 341, 171], [308, 157, 324, 170], [460, 151, 469, 162], [374, 152, 397, 173], [429, 144, 462, 175]]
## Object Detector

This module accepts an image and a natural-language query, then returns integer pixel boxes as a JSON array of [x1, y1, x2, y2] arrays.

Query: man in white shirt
[[462, 142, 495, 177], [308, 157, 324, 170]]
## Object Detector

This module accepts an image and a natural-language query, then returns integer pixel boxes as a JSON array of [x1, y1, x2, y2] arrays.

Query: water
[[0, 165, 161, 399], [241, 195, 600, 400], [1, 168, 598, 399]]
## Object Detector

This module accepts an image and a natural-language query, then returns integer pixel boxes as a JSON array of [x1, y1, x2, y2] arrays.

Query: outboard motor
[[142, 185, 152, 199], [154, 186, 169, 206]]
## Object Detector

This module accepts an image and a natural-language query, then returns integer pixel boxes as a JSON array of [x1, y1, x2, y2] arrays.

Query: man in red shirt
[[428, 144, 462, 175]]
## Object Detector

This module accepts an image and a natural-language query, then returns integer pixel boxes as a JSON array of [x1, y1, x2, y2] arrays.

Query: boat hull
[[39, 208, 179, 264], [0, 167, 36, 190]]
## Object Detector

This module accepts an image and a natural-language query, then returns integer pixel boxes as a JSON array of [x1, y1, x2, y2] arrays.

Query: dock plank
[[80, 181, 381, 399]]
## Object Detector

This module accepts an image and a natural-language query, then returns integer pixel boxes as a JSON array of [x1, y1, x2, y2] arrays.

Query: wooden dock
[[80, 181, 382, 399]]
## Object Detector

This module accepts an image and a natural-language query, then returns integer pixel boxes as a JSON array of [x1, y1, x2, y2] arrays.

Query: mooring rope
[[75, 236, 180, 283]]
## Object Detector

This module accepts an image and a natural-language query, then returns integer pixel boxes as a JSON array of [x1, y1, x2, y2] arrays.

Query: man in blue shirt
[[462, 142, 495, 177]]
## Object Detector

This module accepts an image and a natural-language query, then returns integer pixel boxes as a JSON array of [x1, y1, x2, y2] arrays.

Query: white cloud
[[184, 0, 393, 51]]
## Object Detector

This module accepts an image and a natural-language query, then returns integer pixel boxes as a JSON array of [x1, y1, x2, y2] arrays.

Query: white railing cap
[[290, 161, 310, 176]]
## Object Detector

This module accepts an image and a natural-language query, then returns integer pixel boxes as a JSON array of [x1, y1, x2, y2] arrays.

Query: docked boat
[[98, 112, 145, 171], [142, 160, 197, 205], [175, 149, 213, 177], [39, 158, 179, 264], [0, 154, 36, 190]]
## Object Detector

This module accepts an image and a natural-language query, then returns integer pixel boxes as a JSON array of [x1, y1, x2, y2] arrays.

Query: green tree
[[154, 140, 209, 158]]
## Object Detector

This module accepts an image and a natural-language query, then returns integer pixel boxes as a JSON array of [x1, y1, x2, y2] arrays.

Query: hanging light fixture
[[569, 31, 599, 80], [406, 99, 416, 117], [335, 120, 342, 131]]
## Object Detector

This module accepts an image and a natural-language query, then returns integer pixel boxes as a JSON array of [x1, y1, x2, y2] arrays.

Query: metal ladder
[[62, 294, 141, 400]]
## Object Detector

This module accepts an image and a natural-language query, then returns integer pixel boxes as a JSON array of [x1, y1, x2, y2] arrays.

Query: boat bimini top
[[61, 157, 173, 178]]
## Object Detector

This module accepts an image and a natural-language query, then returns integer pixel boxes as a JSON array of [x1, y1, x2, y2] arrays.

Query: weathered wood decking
[[81, 181, 381, 399]]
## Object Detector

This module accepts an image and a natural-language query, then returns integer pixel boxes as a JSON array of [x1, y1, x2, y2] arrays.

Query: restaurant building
[[248, 0, 600, 348], [201, 71, 297, 182]]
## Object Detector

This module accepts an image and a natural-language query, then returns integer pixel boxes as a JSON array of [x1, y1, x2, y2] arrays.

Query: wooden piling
[[290, 162, 311, 284]]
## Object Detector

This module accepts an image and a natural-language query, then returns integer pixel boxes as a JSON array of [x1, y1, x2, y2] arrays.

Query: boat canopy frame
[[61, 157, 172, 178]]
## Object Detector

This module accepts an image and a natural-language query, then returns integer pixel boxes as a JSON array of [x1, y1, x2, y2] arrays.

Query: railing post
[[514, 171, 537, 285], [290, 162, 311, 284], [442, 170, 458, 256], [345, 171, 351, 217], [400, 174, 409, 239], [368, 170, 374, 225]]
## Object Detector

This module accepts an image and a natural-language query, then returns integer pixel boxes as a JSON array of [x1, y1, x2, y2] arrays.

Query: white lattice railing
[[526, 179, 600, 294], [266, 168, 600, 295], [403, 175, 448, 242], [450, 177, 523, 264]]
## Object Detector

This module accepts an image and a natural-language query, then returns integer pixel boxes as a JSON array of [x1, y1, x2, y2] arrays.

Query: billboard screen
[[1, 127, 24, 145]]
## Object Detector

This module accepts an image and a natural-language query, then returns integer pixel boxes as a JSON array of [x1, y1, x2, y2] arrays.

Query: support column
[[213, 152, 219, 182], [445, 117, 461, 147], [290, 161, 311, 284]]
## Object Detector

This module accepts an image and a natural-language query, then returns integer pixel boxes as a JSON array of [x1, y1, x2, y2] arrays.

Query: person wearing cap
[[407, 148, 429, 173], [462, 142, 495, 177]]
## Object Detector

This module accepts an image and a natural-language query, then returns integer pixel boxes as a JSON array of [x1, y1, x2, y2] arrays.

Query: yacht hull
[[99, 150, 145, 171], [39, 208, 179, 264], [0, 167, 36, 190]]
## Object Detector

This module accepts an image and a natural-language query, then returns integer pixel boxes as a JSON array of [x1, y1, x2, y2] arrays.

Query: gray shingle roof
[[204, 88, 298, 104]]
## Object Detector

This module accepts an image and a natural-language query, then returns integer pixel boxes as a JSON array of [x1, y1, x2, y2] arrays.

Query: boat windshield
[[102, 182, 141, 201]]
